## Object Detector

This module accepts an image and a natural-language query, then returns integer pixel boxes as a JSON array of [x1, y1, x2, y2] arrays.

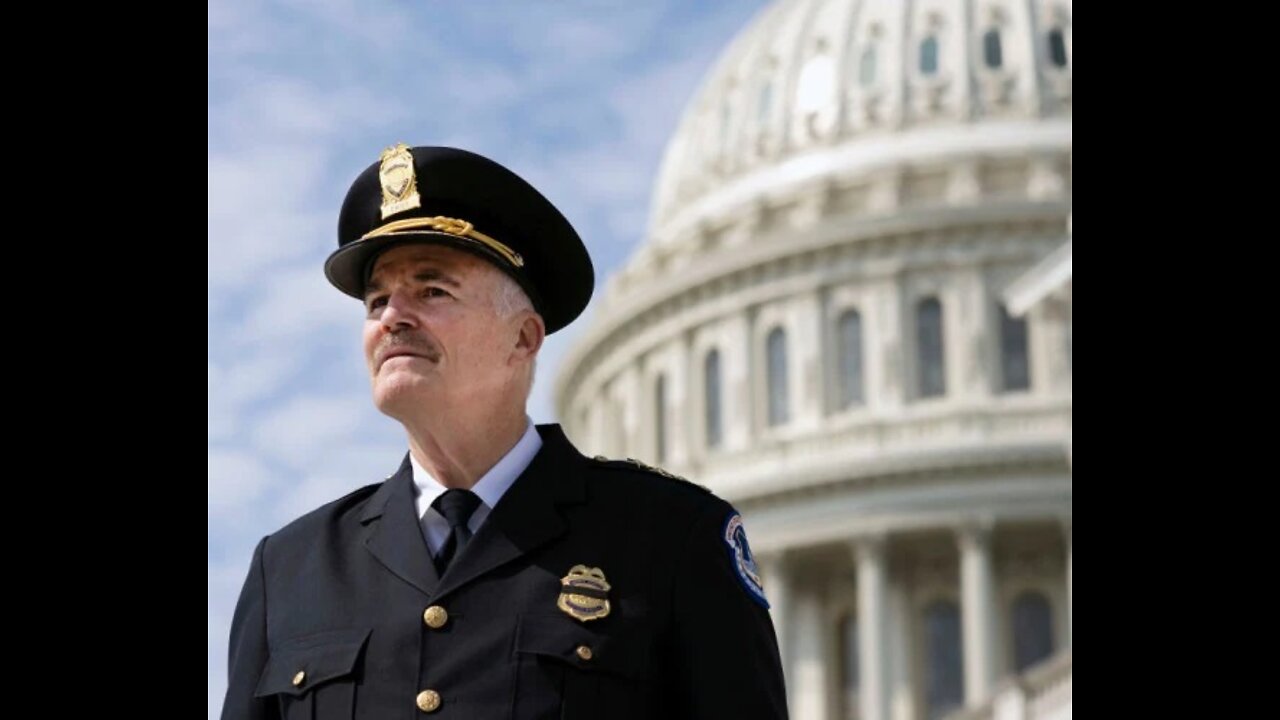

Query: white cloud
[[207, 147, 330, 293], [278, 0, 414, 54], [233, 261, 360, 348], [208, 448, 279, 515], [208, 348, 313, 444], [267, 439, 403, 526], [228, 351, 306, 407], [251, 393, 377, 469], [270, 471, 369, 528], [210, 0, 414, 65], [208, 362, 235, 443], [211, 80, 408, 146], [454, 4, 661, 66], [536, 13, 659, 66], [207, 0, 274, 58]]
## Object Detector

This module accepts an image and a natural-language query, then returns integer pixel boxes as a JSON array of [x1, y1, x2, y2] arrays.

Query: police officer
[[219, 145, 788, 720]]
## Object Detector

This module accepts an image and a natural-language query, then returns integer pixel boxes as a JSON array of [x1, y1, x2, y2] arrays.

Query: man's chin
[[373, 380, 439, 415]]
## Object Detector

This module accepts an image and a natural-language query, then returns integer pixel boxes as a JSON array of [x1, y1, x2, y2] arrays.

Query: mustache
[[377, 334, 442, 365]]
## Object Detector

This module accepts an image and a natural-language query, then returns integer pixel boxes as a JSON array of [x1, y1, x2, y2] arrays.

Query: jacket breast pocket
[[253, 627, 371, 720], [513, 613, 649, 720]]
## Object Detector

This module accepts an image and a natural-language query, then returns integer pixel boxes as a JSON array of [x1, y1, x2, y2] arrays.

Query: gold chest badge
[[557, 565, 611, 622], [378, 143, 422, 219]]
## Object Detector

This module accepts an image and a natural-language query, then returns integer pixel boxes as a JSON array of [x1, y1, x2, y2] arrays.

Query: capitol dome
[[637, 0, 1070, 280], [556, 0, 1072, 717]]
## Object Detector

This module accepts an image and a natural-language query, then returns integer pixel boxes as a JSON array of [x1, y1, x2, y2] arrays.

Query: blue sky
[[208, 1, 770, 715]]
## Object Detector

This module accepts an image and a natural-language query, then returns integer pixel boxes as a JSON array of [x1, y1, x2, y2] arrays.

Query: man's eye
[[366, 297, 387, 310], [424, 287, 449, 298]]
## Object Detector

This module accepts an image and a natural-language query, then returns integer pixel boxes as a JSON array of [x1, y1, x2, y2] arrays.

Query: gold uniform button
[[292, 670, 306, 687], [576, 645, 593, 661], [423, 605, 449, 629], [417, 689, 441, 713]]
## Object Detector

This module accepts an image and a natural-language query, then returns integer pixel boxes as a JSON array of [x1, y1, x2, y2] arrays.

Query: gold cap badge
[[379, 143, 421, 219]]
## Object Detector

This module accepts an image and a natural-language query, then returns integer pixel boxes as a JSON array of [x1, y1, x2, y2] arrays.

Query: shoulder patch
[[589, 455, 712, 494], [722, 510, 769, 609]]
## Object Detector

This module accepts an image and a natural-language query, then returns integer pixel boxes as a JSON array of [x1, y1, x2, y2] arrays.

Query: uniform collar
[[409, 417, 542, 513], [358, 423, 587, 600]]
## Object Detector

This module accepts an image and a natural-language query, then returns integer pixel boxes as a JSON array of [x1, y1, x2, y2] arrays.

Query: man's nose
[[380, 291, 418, 329]]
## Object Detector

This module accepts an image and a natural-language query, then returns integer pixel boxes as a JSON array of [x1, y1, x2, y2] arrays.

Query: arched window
[[654, 374, 667, 464], [983, 28, 1003, 69], [837, 309, 865, 408], [1012, 591, 1055, 671], [924, 600, 964, 719], [920, 35, 940, 76], [609, 396, 627, 457], [860, 45, 877, 87], [758, 79, 774, 125], [704, 350, 723, 449], [839, 613, 861, 716], [766, 327, 789, 426], [718, 100, 733, 154], [917, 298, 946, 398], [1047, 28, 1068, 68], [999, 303, 1031, 392]]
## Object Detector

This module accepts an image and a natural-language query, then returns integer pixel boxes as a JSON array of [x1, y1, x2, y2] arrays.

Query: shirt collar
[[410, 417, 543, 511]]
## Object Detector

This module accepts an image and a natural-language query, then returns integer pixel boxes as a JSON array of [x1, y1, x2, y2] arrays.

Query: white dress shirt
[[411, 418, 543, 557]]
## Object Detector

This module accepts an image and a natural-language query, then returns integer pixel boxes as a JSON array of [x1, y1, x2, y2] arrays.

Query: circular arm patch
[[722, 511, 770, 609]]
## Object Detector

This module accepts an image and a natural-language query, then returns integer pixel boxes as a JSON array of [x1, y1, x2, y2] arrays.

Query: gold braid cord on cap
[[361, 216, 525, 268]]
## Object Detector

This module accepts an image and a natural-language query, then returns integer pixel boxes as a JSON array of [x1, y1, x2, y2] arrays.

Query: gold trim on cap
[[361, 216, 525, 268]]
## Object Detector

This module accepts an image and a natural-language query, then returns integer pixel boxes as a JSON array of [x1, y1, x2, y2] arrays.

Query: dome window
[[766, 327, 790, 426], [983, 28, 1003, 69], [758, 80, 774, 125], [719, 99, 733, 153], [705, 350, 723, 449], [1047, 28, 1068, 68], [796, 51, 836, 126], [999, 303, 1031, 392], [837, 309, 865, 408], [860, 46, 877, 88], [920, 35, 940, 76], [924, 600, 964, 720], [654, 373, 668, 463], [917, 297, 946, 398], [1012, 591, 1055, 672]]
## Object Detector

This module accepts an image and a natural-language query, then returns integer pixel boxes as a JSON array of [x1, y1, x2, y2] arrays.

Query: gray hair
[[492, 271, 535, 319], [491, 271, 539, 401]]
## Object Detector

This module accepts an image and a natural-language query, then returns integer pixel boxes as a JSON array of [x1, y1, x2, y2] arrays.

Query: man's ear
[[513, 311, 545, 362]]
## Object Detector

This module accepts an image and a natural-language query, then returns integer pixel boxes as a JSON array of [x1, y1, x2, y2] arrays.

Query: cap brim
[[324, 231, 539, 307]]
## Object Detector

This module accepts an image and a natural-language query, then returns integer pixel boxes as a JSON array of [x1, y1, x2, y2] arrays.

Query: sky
[[207, 1, 771, 716]]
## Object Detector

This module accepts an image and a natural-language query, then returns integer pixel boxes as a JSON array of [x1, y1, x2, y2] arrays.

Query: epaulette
[[589, 455, 712, 495]]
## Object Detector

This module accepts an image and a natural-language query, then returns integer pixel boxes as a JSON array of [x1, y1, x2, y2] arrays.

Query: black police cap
[[325, 145, 594, 335]]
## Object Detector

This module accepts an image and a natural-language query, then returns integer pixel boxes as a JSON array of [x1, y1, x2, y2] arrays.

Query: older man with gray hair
[[220, 145, 788, 720]]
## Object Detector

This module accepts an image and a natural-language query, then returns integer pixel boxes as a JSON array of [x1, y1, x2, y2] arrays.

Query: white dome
[[556, 0, 1073, 495], [631, 0, 1071, 286]]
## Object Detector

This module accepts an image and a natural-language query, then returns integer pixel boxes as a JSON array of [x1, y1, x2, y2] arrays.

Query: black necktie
[[431, 489, 482, 577]]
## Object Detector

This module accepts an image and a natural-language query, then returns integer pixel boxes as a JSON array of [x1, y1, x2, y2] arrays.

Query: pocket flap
[[253, 627, 371, 698], [515, 614, 646, 678]]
